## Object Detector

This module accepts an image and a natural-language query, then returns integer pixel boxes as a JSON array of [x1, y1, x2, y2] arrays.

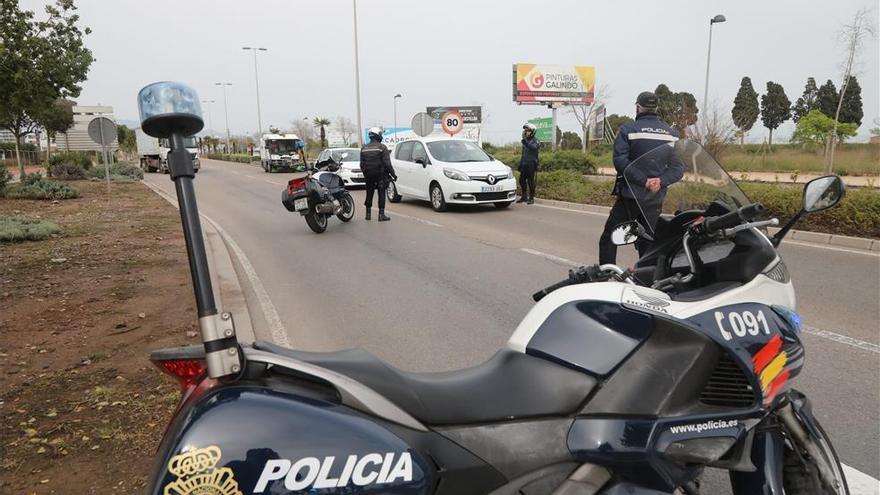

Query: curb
[[533, 198, 879, 252], [141, 180, 257, 344]]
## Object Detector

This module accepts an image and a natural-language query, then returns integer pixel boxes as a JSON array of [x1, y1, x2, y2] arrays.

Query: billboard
[[528, 117, 554, 143], [513, 64, 595, 105]]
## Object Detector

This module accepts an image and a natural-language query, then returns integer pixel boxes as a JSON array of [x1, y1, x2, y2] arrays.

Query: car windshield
[[267, 139, 302, 154], [426, 140, 491, 163], [183, 137, 197, 148], [622, 139, 750, 235], [332, 150, 360, 162]]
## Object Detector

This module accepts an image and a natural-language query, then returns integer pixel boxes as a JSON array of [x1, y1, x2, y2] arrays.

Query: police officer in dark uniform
[[359, 127, 397, 222], [598, 91, 683, 264], [518, 123, 541, 204]]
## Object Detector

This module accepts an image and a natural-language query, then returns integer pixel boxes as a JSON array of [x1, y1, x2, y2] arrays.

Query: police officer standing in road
[[598, 91, 683, 264], [518, 123, 541, 205], [360, 127, 397, 222]]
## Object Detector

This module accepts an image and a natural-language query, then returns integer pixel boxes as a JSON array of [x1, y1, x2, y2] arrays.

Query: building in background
[[56, 105, 119, 152]]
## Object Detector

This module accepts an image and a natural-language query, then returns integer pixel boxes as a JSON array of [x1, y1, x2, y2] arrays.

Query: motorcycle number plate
[[294, 198, 309, 211], [481, 185, 502, 192]]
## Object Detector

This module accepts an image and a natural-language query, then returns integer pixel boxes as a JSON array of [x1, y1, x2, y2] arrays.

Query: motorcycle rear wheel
[[305, 212, 328, 233], [337, 193, 355, 222], [783, 417, 849, 495]]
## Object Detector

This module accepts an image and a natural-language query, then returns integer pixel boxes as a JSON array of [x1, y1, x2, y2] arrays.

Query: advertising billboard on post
[[513, 64, 595, 105]]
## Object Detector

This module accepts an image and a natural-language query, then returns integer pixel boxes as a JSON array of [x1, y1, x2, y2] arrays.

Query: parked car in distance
[[388, 137, 516, 211], [316, 148, 363, 187]]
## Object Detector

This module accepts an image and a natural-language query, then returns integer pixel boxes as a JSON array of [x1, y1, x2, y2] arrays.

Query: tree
[[559, 131, 582, 150], [116, 124, 136, 152], [655, 84, 698, 137], [838, 75, 863, 126], [731, 77, 759, 145], [334, 116, 356, 145], [816, 80, 839, 118], [827, 8, 875, 172], [605, 114, 633, 138], [791, 110, 857, 147], [312, 117, 331, 148], [38, 98, 75, 158], [760, 81, 791, 147], [567, 85, 611, 152], [289, 118, 315, 141], [0, 0, 93, 177], [792, 77, 819, 123]]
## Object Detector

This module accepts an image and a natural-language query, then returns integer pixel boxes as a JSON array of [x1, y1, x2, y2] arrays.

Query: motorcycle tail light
[[151, 357, 206, 392], [288, 178, 306, 194]]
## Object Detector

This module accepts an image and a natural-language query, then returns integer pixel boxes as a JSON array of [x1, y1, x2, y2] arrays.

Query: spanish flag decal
[[752, 335, 790, 406]]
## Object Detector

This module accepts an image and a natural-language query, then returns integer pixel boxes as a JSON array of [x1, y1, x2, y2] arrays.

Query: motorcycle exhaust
[[314, 202, 336, 214]]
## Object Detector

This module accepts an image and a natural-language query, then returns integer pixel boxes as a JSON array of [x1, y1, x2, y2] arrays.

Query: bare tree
[[689, 102, 737, 159], [826, 8, 876, 173], [568, 85, 612, 153], [289, 118, 315, 141], [335, 116, 356, 145]]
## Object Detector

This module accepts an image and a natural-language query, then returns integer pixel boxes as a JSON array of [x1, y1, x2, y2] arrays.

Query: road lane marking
[[142, 179, 291, 348], [532, 203, 608, 217], [781, 239, 880, 257], [843, 465, 880, 495], [520, 248, 581, 267], [803, 325, 879, 354], [385, 210, 443, 228]]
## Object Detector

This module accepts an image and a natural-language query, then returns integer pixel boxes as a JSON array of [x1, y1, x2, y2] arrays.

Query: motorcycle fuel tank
[[149, 385, 432, 495]]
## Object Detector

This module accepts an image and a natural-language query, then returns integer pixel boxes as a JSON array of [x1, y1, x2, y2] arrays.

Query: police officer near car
[[598, 91, 684, 264], [360, 127, 397, 222], [518, 123, 541, 204]]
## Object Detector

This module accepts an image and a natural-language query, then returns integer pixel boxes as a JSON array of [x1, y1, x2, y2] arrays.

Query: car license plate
[[481, 185, 502, 192], [294, 198, 308, 211]]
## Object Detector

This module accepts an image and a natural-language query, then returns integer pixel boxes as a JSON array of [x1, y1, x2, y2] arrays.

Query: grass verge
[[0, 216, 61, 242]]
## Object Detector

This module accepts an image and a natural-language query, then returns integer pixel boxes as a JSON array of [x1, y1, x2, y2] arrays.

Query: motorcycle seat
[[253, 341, 596, 426]]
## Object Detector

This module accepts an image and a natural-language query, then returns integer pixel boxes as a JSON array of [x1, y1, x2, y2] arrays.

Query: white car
[[387, 137, 516, 211], [316, 148, 364, 187]]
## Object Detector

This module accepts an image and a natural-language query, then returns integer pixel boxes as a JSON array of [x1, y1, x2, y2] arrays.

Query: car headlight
[[443, 168, 471, 181], [505, 166, 513, 178]]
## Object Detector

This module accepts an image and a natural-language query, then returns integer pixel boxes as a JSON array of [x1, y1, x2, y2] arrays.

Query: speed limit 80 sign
[[441, 111, 464, 136]]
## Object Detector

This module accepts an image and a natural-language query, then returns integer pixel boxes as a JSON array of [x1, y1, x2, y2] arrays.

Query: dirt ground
[[0, 180, 200, 493]]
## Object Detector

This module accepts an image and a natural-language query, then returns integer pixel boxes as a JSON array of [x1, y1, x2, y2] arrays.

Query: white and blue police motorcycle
[[141, 82, 848, 495]]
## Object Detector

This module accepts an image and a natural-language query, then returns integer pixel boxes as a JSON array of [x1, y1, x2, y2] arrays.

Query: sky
[[20, 0, 880, 145]]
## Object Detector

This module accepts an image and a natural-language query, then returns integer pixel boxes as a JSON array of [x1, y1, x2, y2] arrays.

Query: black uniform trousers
[[598, 194, 663, 265], [364, 176, 386, 211], [519, 163, 537, 199]]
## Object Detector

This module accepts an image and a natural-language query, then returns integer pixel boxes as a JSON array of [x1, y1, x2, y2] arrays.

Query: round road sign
[[440, 111, 464, 136], [87, 117, 117, 146], [411, 112, 434, 137]]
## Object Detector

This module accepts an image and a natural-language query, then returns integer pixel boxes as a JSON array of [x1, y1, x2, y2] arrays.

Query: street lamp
[[215, 82, 233, 152], [242, 47, 267, 139], [352, 0, 364, 147], [200, 99, 215, 137], [702, 14, 726, 114], [393, 93, 402, 137]]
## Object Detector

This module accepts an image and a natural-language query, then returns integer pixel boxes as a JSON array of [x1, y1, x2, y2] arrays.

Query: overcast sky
[[21, 0, 879, 144]]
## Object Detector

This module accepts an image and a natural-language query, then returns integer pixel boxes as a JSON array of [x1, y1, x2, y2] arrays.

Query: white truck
[[136, 128, 200, 174], [260, 133, 306, 173]]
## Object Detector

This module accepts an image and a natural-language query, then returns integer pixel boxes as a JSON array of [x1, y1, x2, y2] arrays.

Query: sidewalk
[[595, 167, 879, 188]]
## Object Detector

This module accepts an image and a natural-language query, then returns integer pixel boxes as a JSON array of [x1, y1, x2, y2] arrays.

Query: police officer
[[598, 91, 683, 264], [518, 123, 541, 204], [360, 127, 397, 222]]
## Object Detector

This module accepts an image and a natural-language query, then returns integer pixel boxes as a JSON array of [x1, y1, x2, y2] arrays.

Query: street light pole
[[352, 0, 364, 147], [200, 99, 215, 137], [215, 82, 233, 152], [242, 47, 267, 138], [393, 93, 402, 137], [702, 14, 726, 114]]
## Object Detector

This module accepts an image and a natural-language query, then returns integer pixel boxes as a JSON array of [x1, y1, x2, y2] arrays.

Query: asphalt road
[[145, 159, 880, 489]]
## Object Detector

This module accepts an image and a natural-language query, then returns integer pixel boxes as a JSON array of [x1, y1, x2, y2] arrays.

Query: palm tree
[[313, 117, 331, 148]]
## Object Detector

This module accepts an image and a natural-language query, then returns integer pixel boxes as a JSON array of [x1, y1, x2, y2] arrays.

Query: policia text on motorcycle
[[360, 127, 398, 222], [598, 91, 684, 264], [517, 123, 541, 205]]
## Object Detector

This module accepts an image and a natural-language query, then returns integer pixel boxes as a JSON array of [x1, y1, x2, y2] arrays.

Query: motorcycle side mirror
[[611, 221, 640, 246], [802, 175, 845, 213]]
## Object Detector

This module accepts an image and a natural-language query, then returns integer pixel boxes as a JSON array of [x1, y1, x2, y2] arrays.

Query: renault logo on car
[[487, 174, 496, 185]]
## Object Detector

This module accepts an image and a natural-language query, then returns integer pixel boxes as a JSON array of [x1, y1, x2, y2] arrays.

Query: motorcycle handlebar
[[704, 203, 765, 233], [532, 278, 574, 302]]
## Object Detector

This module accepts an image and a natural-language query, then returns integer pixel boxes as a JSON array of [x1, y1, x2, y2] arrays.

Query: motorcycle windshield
[[621, 138, 751, 235]]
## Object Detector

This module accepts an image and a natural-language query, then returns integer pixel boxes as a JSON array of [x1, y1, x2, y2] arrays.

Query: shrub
[[0, 167, 11, 197], [206, 153, 258, 163], [489, 148, 597, 175], [0, 216, 61, 242], [7, 173, 80, 200], [88, 162, 144, 181], [47, 151, 93, 180]]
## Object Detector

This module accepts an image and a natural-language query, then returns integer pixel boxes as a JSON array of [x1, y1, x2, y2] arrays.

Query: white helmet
[[523, 123, 537, 132], [367, 127, 384, 141]]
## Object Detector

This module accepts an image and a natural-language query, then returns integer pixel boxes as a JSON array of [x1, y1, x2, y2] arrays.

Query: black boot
[[516, 195, 526, 203], [365, 208, 371, 221], [527, 197, 534, 205], [378, 210, 391, 222]]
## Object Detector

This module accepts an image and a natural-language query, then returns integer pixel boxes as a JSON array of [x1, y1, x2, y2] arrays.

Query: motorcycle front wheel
[[337, 193, 355, 222], [783, 416, 849, 495], [305, 212, 328, 234]]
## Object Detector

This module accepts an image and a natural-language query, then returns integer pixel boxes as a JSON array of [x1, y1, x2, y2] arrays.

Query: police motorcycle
[[142, 84, 848, 495], [281, 152, 356, 233]]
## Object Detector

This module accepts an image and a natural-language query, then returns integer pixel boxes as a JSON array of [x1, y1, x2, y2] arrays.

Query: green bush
[[206, 153, 258, 163], [0, 216, 61, 242], [47, 151, 93, 179], [7, 173, 80, 200], [0, 167, 12, 197], [489, 148, 597, 175], [88, 162, 144, 181]]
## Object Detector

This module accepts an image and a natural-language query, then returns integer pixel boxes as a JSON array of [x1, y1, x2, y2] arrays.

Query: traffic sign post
[[440, 111, 464, 136], [411, 112, 434, 137], [88, 117, 117, 191]]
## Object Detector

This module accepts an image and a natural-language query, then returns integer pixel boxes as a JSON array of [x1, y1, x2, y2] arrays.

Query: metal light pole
[[352, 0, 364, 147], [200, 99, 215, 137], [242, 47, 267, 138], [393, 93, 402, 136], [215, 82, 233, 152], [702, 14, 726, 113]]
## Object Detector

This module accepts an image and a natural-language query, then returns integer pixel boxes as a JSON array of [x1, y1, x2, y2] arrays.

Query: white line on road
[[843, 465, 880, 495], [803, 325, 880, 354], [520, 248, 582, 267], [532, 203, 608, 217], [385, 210, 444, 228], [781, 239, 880, 257]]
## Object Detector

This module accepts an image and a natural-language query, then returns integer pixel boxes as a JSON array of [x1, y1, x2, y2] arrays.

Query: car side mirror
[[611, 221, 652, 246], [802, 175, 845, 213], [415, 158, 427, 168]]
